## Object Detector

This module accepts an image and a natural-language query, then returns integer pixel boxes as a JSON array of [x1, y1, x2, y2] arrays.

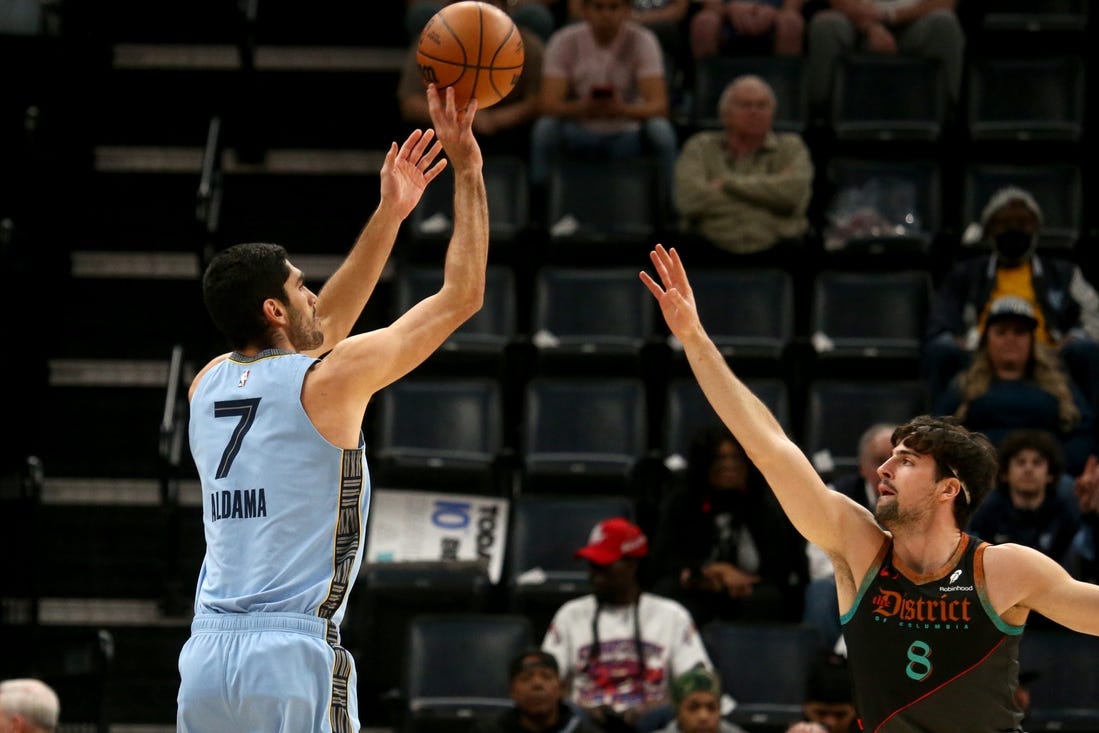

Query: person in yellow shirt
[[924, 186, 1099, 412]]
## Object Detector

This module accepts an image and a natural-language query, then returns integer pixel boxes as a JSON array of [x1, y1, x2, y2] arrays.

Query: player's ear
[[262, 298, 286, 324]]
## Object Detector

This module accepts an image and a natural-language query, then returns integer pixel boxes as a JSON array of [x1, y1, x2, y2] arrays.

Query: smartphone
[[590, 84, 614, 100]]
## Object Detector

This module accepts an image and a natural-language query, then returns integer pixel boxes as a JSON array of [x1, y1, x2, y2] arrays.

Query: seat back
[[979, 0, 1088, 33], [967, 55, 1085, 142], [1019, 628, 1099, 731], [393, 264, 518, 373], [832, 55, 945, 141], [546, 157, 662, 252], [374, 377, 505, 493], [531, 266, 655, 374], [404, 613, 532, 714], [675, 268, 794, 364], [704, 622, 819, 729], [804, 380, 928, 478], [408, 155, 529, 245], [663, 377, 790, 471], [691, 55, 806, 132], [521, 377, 649, 494], [810, 269, 932, 367], [351, 561, 493, 721]]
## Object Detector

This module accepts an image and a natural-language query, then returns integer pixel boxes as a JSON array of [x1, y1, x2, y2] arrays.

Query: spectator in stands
[[932, 296, 1097, 476], [398, 0, 546, 158], [568, 0, 691, 82], [802, 423, 894, 650], [0, 678, 60, 733], [406, 0, 559, 42], [1070, 455, 1099, 583], [543, 517, 719, 733], [784, 652, 857, 733], [924, 186, 1099, 409], [804, 0, 964, 121], [689, 0, 805, 60], [966, 430, 1081, 569], [654, 666, 747, 733], [672, 75, 812, 256], [651, 423, 808, 626], [530, 0, 678, 213], [475, 649, 605, 733]]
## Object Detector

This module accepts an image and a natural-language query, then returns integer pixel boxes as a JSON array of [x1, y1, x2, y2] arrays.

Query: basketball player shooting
[[640, 244, 1099, 733]]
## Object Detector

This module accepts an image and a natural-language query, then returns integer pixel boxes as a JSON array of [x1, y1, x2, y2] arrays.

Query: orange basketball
[[416, 1, 525, 110]]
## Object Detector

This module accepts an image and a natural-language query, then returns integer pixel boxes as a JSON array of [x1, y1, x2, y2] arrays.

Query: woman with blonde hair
[[933, 295, 1096, 475]]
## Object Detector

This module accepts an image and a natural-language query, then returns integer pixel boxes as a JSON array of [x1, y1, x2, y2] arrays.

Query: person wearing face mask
[[923, 186, 1099, 412]]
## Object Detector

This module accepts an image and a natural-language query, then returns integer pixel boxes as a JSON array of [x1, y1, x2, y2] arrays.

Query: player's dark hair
[[202, 242, 291, 350], [892, 416, 998, 529]]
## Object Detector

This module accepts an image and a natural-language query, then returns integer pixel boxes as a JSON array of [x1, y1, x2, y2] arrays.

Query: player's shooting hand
[[426, 83, 483, 171], [640, 245, 701, 341], [379, 128, 446, 220]]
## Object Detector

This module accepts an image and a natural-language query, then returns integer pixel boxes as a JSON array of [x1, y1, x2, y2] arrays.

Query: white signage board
[[365, 488, 509, 583]]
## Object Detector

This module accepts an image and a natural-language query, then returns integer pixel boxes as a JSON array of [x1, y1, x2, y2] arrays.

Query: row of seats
[[391, 264, 931, 373], [370, 374, 929, 498], [687, 52, 1086, 145], [354, 610, 1099, 733], [405, 155, 1088, 264]]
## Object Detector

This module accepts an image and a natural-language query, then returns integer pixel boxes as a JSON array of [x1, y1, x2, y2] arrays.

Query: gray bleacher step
[[36, 598, 190, 628], [49, 358, 178, 388], [69, 250, 345, 281], [113, 43, 407, 72], [42, 477, 203, 507], [94, 145, 388, 175]]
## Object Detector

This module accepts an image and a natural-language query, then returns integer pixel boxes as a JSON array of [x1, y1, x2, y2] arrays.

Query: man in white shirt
[[543, 518, 718, 733]]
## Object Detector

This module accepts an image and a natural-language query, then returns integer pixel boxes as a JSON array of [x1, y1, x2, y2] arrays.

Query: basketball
[[416, 1, 525, 110]]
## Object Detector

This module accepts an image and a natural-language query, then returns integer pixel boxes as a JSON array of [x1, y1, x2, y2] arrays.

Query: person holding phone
[[531, 0, 678, 216]]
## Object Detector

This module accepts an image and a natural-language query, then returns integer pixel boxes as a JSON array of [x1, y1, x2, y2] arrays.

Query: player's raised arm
[[639, 244, 881, 557], [303, 126, 447, 358], [310, 85, 487, 415]]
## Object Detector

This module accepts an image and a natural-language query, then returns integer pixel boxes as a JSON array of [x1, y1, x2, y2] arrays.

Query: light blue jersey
[[178, 349, 369, 732]]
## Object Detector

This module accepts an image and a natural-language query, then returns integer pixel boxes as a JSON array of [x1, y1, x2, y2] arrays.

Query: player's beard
[[288, 303, 323, 351], [874, 490, 935, 532]]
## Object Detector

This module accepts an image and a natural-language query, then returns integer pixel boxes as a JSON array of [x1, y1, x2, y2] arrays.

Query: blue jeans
[[529, 117, 678, 206]]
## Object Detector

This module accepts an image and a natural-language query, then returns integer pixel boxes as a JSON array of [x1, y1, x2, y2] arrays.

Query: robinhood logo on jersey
[[871, 589, 973, 626], [939, 569, 974, 592]]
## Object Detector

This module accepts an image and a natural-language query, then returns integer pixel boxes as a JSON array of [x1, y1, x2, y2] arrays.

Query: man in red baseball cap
[[542, 517, 723, 733]]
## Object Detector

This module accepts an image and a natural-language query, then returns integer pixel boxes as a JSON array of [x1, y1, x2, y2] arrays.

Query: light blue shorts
[[177, 612, 358, 733]]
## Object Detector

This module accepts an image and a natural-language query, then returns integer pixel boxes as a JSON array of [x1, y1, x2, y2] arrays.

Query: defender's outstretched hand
[[379, 128, 446, 220], [639, 245, 701, 341], [426, 83, 483, 171]]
